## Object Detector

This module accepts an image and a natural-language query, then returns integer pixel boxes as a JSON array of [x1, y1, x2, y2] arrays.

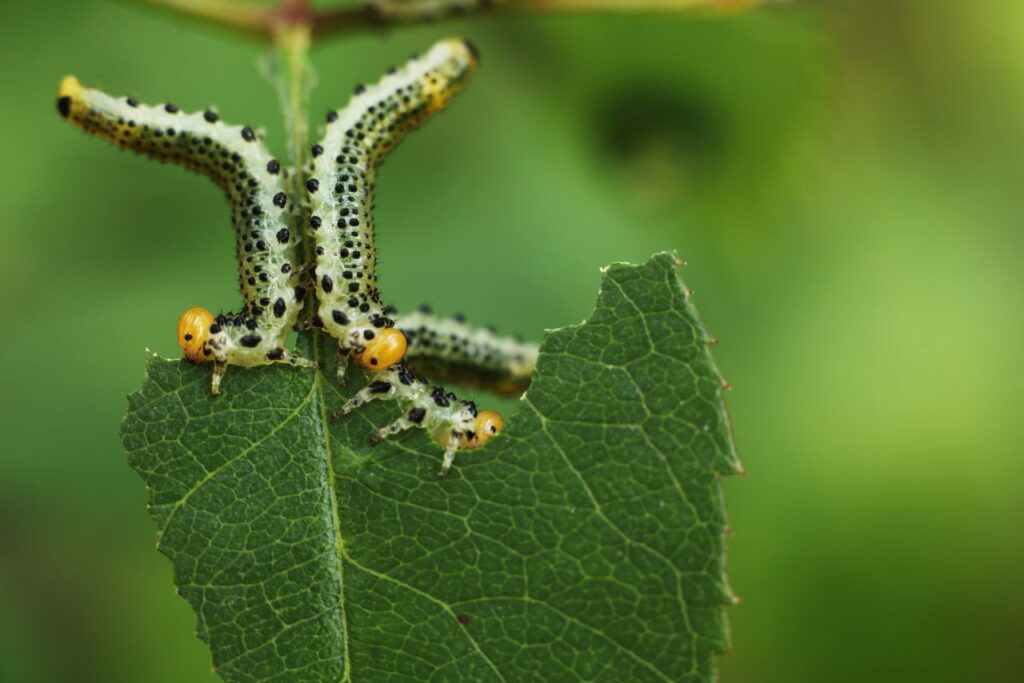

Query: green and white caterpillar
[[56, 77, 315, 394], [331, 359, 503, 477], [395, 307, 538, 396], [333, 307, 534, 477], [311, 39, 512, 474], [306, 38, 478, 380], [333, 305, 536, 477]]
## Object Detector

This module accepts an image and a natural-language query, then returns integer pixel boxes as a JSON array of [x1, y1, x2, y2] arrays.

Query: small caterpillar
[[331, 360, 503, 477], [57, 77, 315, 393], [395, 306, 538, 396], [306, 38, 478, 381]]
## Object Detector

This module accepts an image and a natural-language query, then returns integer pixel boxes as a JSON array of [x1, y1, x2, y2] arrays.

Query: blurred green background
[[2, 0, 1023, 681]]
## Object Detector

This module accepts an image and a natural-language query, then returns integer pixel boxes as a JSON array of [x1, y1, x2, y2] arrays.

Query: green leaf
[[121, 252, 740, 682]]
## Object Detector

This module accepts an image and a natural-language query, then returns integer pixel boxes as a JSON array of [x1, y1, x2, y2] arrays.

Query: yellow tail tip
[[437, 38, 479, 68], [57, 76, 82, 118], [59, 75, 82, 98]]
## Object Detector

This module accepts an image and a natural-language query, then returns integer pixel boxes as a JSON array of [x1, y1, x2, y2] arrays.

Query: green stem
[[312, 0, 771, 36], [275, 24, 313, 180], [271, 23, 317, 324], [129, 0, 272, 38], [132, 0, 770, 43]]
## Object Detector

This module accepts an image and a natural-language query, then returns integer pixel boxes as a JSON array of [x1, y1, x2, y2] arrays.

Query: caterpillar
[[333, 304, 535, 477], [394, 306, 538, 396], [56, 76, 315, 394], [306, 38, 477, 380], [310, 39, 510, 474], [331, 360, 503, 477]]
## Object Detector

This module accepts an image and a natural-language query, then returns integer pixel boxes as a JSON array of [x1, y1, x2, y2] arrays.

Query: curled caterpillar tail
[[58, 77, 314, 392], [307, 38, 478, 375], [330, 361, 504, 477], [395, 307, 539, 396]]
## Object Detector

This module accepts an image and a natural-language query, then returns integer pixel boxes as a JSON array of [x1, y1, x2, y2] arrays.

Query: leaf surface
[[122, 252, 740, 682]]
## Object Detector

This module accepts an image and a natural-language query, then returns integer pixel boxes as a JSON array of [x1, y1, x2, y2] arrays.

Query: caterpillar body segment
[[396, 308, 539, 396], [330, 361, 504, 477], [57, 77, 314, 393], [306, 38, 478, 380]]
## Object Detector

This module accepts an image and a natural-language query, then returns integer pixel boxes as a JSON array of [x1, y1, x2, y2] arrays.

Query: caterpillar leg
[[367, 410, 423, 446], [207, 351, 314, 395], [438, 433, 461, 479], [329, 379, 394, 423], [211, 360, 228, 396], [271, 348, 318, 370], [336, 346, 350, 387]]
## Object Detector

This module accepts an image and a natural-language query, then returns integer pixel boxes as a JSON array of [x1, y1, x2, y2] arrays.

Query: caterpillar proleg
[[57, 76, 315, 394]]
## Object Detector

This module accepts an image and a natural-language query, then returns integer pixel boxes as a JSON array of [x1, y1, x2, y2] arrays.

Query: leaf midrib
[[312, 332, 353, 683], [311, 330, 509, 683]]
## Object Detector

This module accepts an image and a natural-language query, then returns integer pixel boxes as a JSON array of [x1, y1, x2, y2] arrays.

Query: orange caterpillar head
[[177, 307, 214, 363], [355, 328, 407, 370], [467, 411, 504, 449]]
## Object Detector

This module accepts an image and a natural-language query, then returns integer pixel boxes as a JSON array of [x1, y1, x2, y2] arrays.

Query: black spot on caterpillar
[[56, 76, 315, 394]]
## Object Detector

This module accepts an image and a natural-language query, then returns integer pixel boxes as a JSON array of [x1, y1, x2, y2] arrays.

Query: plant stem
[[271, 22, 317, 324], [504, 0, 767, 10], [274, 23, 313, 178], [131, 0, 273, 38], [131, 0, 770, 43], [313, 0, 770, 35]]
